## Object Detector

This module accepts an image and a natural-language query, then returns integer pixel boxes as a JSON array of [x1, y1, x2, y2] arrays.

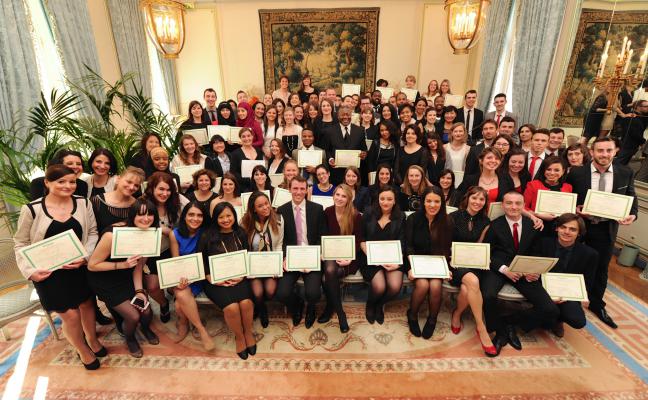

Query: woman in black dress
[[199, 202, 256, 359], [184, 168, 219, 211], [366, 120, 399, 175], [15, 165, 104, 369], [249, 165, 274, 194], [405, 186, 451, 339], [360, 187, 405, 324], [343, 166, 370, 213], [92, 166, 145, 233], [398, 165, 431, 212], [396, 125, 428, 183], [368, 164, 398, 203], [449, 186, 497, 356], [88, 199, 160, 358], [83, 148, 118, 198], [205, 134, 231, 176], [379, 103, 399, 126], [229, 127, 264, 189], [426, 133, 446, 185]]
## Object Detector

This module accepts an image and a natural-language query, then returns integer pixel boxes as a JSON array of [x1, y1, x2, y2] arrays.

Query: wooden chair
[[0, 239, 59, 340]]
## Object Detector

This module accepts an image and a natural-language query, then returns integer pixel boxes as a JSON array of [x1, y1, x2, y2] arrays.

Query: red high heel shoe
[[450, 309, 462, 334], [477, 329, 498, 357]]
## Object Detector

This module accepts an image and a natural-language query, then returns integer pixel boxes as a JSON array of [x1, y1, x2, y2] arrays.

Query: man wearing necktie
[[485, 93, 519, 128], [455, 90, 485, 144], [527, 129, 549, 179], [323, 105, 368, 185], [201, 88, 219, 124], [567, 137, 638, 329]]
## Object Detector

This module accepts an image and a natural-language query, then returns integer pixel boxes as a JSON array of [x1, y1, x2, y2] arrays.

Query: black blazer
[[535, 237, 598, 295], [202, 109, 218, 124], [464, 143, 486, 176], [455, 107, 485, 143], [455, 173, 513, 205], [204, 153, 230, 177], [322, 123, 367, 184], [427, 153, 446, 185], [484, 215, 541, 272], [277, 200, 327, 250], [566, 162, 638, 237], [404, 210, 452, 269], [229, 147, 264, 187]]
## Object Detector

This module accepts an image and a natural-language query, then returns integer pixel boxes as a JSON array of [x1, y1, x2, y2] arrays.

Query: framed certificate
[[241, 160, 266, 178], [183, 128, 208, 145], [342, 83, 361, 97], [310, 195, 334, 209], [111, 227, 162, 259], [175, 164, 202, 184], [445, 94, 464, 108], [451, 242, 490, 270], [488, 202, 504, 220], [368, 171, 376, 185], [321, 235, 355, 261], [247, 251, 283, 278], [269, 173, 284, 188], [156, 253, 205, 289], [335, 150, 361, 168], [446, 206, 458, 214], [453, 170, 464, 188], [207, 125, 231, 141], [208, 249, 249, 283], [541, 273, 589, 302], [408, 255, 450, 279], [19, 229, 88, 272], [272, 187, 292, 208], [535, 191, 577, 215], [508, 255, 558, 274], [241, 190, 271, 213], [366, 240, 402, 265], [400, 88, 417, 102], [286, 245, 321, 271], [297, 149, 323, 168], [376, 87, 394, 102], [583, 189, 633, 220], [229, 127, 242, 143]]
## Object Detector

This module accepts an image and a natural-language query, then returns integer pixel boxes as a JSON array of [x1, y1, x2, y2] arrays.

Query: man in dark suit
[[546, 128, 566, 157], [616, 100, 647, 165], [567, 136, 638, 328], [276, 176, 328, 328], [464, 119, 498, 175], [201, 88, 218, 124], [455, 90, 485, 144], [536, 214, 598, 337], [482, 190, 560, 354], [323, 105, 368, 185]]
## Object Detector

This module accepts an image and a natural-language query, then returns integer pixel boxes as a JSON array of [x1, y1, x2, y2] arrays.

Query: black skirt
[[33, 266, 92, 312], [202, 279, 252, 309], [360, 264, 406, 282], [87, 268, 135, 308], [450, 267, 485, 287]]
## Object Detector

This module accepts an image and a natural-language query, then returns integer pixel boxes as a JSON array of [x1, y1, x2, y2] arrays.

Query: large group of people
[[12, 74, 640, 370]]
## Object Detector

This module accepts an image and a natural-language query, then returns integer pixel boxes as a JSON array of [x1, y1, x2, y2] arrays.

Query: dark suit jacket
[[204, 153, 229, 177], [277, 200, 327, 250], [464, 142, 487, 176], [202, 109, 218, 124], [535, 238, 598, 296], [484, 216, 541, 272], [566, 162, 638, 238], [455, 107, 485, 143], [322, 123, 368, 184]]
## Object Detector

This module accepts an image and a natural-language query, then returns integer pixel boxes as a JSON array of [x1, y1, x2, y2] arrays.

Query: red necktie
[[512, 222, 519, 250], [496, 114, 501, 126], [529, 156, 539, 176]]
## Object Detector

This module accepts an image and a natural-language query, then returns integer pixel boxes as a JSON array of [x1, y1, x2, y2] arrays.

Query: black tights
[[322, 261, 345, 315], [368, 270, 403, 308], [409, 278, 443, 318], [111, 300, 153, 339], [250, 278, 277, 306]]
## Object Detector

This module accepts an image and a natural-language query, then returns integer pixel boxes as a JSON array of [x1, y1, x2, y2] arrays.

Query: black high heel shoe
[[259, 304, 269, 328], [93, 346, 108, 357], [407, 309, 421, 337], [338, 313, 349, 333], [421, 315, 437, 339], [375, 304, 385, 325], [77, 353, 101, 370], [317, 307, 333, 324], [247, 344, 257, 356], [237, 348, 249, 360]]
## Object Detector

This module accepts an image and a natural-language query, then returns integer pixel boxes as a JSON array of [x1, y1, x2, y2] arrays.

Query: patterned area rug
[[0, 284, 646, 399]]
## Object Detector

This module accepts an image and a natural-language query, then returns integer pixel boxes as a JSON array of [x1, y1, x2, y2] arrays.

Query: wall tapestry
[[259, 8, 379, 94]]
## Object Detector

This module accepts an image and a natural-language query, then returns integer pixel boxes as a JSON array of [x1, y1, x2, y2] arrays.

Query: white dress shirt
[[590, 163, 613, 193], [527, 151, 546, 178]]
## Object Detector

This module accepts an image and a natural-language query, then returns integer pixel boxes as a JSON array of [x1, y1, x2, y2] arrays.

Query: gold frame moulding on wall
[[259, 8, 379, 95], [553, 10, 648, 127]]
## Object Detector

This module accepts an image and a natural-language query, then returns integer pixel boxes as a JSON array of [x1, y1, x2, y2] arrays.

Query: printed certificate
[[269, 173, 284, 188], [19, 229, 87, 272], [400, 88, 417, 102], [376, 87, 394, 103], [209, 249, 249, 283], [175, 164, 202, 184], [542, 273, 589, 302], [211, 177, 222, 193], [183, 128, 208, 145], [342, 83, 361, 97], [408, 255, 450, 279], [453, 170, 464, 188], [488, 202, 504, 220], [241, 160, 266, 178], [451, 242, 490, 270], [368, 171, 376, 186], [583, 189, 633, 220], [207, 125, 231, 141], [298, 149, 324, 168], [247, 251, 283, 278], [272, 187, 292, 208], [310, 195, 334, 209], [508, 255, 558, 274], [335, 150, 361, 168], [321, 235, 355, 261], [229, 127, 242, 143], [286, 245, 321, 271], [156, 253, 205, 289], [535, 191, 577, 215], [366, 241, 402, 265], [111, 227, 161, 259]]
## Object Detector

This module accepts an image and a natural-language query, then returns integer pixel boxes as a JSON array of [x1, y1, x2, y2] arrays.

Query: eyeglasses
[[495, 142, 510, 148]]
